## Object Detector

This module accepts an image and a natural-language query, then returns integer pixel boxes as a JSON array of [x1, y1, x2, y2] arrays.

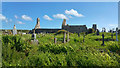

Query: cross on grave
[[102, 34, 105, 45]]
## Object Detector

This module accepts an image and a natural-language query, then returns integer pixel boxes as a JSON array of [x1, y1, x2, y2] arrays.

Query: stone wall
[[29, 29, 61, 34], [62, 25, 87, 33]]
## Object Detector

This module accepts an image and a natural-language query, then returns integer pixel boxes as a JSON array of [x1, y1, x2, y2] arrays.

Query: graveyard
[[1, 19, 120, 67], [2, 29, 120, 67], [1, 2, 119, 67]]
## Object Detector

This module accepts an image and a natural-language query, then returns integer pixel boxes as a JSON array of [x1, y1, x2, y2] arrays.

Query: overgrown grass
[[2, 32, 120, 67]]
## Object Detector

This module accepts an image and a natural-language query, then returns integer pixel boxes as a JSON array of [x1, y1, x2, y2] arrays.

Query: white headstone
[[13, 25, 17, 35]]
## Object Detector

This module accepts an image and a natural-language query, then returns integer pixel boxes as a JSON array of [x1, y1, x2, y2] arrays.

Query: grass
[[1, 32, 120, 67]]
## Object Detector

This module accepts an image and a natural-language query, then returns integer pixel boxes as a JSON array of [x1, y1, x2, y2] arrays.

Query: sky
[[1, 2, 118, 31], [2, 0, 120, 2]]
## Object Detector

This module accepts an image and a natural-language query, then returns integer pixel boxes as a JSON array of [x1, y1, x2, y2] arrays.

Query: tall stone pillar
[[35, 18, 40, 29], [62, 19, 67, 29], [63, 32, 66, 43]]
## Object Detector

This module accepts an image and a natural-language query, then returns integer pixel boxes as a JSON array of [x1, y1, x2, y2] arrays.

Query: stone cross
[[116, 28, 118, 41], [54, 37, 57, 44], [102, 34, 104, 45], [67, 31, 70, 42], [63, 32, 66, 43], [13, 25, 17, 35]]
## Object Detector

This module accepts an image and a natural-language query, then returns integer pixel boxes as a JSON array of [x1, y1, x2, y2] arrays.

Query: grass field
[[1, 32, 120, 67]]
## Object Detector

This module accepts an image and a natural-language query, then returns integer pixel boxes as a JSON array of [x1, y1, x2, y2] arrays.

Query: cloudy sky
[[1, 2, 118, 31]]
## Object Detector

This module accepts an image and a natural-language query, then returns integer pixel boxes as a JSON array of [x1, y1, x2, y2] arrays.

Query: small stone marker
[[54, 37, 57, 44], [116, 28, 118, 41], [63, 32, 66, 43], [13, 25, 17, 35], [102, 34, 104, 45], [67, 31, 70, 42]]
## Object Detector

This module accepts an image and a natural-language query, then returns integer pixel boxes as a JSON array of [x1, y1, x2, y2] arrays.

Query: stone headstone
[[102, 34, 104, 45], [13, 25, 17, 35], [31, 29, 38, 45], [54, 37, 57, 44], [32, 33, 36, 40], [102, 28, 106, 32], [67, 31, 70, 42], [31, 29, 36, 40], [63, 32, 66, 43]]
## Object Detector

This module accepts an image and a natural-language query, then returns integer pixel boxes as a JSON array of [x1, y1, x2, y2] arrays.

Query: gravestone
[[31, 29, 38, 45], [54, 37, 57, 44], [67, 31, 70, 42], [102, 28, 106, 32], [102, 34, 104, 45], [13, 25, 17, 35], [63, 32, 66, 43], [96, 29, 99, 35], [31, 30, 36, 40], [116, 28, 118, 41]]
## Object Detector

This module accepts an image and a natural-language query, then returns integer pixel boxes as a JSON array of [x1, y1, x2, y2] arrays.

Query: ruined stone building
[[29, 18, 96, 33], [62, 19, 87, 33]]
